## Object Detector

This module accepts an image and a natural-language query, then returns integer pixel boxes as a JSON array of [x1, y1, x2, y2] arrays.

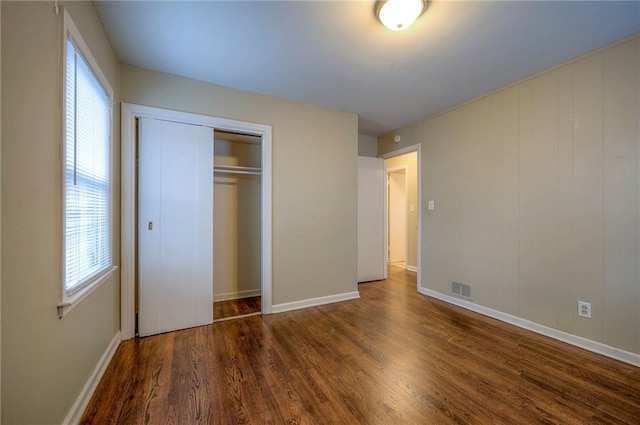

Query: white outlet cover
[[578, 301, 592, 319], [427, 200, 435, 211]]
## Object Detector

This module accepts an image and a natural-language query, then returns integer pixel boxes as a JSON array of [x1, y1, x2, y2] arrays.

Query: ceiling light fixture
[[376, 0, 426, 31]]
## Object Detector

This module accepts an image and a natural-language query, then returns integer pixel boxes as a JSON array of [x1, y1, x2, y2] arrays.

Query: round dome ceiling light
[[376, 0, 426, 31]]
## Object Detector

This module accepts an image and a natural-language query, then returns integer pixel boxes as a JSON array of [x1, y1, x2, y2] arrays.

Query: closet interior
[[213, 130, 263, 320]]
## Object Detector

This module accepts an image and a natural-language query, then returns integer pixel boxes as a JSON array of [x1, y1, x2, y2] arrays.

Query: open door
[[357, 157, 385, 282], [138, 118, 214, 337]]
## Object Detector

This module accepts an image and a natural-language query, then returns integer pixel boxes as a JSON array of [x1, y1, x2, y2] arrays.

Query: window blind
[[64, 38, 112, 295]]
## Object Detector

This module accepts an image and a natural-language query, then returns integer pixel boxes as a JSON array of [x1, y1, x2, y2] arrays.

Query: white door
[[388, 170, 407, 264], [357, 157, 385, 282], [138, 118, 214, 337]]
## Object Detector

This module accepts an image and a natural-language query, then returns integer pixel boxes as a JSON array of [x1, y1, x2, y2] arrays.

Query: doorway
[[381, 146, 420, 286], [212, 130, 263, 321], [387, 167, 407, 268]]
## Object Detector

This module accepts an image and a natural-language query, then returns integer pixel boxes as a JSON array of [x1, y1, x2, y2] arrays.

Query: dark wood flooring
[[214, 296, 262, 320], [81, 266, 640, 424]]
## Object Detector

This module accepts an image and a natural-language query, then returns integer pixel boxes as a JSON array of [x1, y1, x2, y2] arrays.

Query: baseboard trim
[[417, 287, 640, 368], [62, 331, 121, 425], [213, 312, 262, 323], [406, 265, 418, 272], [214, 289, 261, 302], [272, 291, 360, 314]]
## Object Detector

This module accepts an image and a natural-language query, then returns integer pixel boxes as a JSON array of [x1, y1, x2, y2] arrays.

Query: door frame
[[120, 103, 273, 340], [386, 165, 408, 266], [379, 144, 421, 288]]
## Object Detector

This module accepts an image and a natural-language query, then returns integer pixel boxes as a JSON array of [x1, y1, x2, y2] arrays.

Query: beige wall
[[121, 64, 359, 306], [379, 36, 640, 355], [358, 134, 378, 157], [214, 138, 261, 300], [1, 2, 121, 424], [386, 152, 418, 270]]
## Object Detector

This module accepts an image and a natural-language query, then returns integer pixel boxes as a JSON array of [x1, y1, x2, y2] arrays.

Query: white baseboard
[[214, 289, 261, 302], [272, 291, 360, 314], [62, 331, 121, 425], [406, 265, 417, 272], [417, 287, 640, 368]]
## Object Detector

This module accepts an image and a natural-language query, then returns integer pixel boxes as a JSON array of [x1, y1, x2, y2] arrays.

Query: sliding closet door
[[138, 118, 214, 337]]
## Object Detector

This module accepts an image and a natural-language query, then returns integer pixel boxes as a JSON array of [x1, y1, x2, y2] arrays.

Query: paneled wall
[[380, 36, 639, 355]]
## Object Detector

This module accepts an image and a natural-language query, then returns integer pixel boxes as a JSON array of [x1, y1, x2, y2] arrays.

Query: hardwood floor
[[214, 296, 262, 320], [82, 267, 640, 424]]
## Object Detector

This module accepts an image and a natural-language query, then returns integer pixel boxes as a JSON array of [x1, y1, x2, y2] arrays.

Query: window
[[59, 11, 115, 316]]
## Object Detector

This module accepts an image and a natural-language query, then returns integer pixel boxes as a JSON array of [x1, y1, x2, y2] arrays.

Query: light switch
[[428, 200, 435, 211], [410, 204, 415, 213]]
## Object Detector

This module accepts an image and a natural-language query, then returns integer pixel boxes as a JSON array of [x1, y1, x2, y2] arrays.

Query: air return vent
[[451, 281, 472, 299]]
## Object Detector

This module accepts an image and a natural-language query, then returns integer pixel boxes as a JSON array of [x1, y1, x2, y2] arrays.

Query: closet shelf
[[214, 165, 261, 176]]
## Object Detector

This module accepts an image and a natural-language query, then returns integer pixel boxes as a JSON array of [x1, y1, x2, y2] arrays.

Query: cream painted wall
[[1, 2, 121, 424], [214, 138, 261, 300], [379, 36, 640, 355], [358, 134, 378, 157], [121, 64, 359, 306], [386, 152, 418, 270]]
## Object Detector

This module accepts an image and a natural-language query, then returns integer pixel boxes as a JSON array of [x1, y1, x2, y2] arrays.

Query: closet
[[137, 119, 264, 337], [213, 130, 262, 320]]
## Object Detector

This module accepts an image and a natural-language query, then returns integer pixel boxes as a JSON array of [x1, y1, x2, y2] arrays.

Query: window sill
[[57, 266, 119, 318]]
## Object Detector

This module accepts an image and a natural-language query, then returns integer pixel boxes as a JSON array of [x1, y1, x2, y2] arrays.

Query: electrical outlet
[[578, 301, 592, 319]]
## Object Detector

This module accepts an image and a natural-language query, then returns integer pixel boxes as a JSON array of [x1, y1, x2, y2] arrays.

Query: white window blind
[[64, 37, 112, 295]]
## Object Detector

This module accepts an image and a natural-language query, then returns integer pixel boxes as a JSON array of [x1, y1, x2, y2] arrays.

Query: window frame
[[58, 10, 117, 318]]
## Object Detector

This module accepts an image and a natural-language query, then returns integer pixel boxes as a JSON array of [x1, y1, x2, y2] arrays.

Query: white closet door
[[358, 157, 385, 282], [138, 118, 214, 337]]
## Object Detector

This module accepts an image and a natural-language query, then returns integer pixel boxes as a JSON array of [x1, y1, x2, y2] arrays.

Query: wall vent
[[451, 281, 472, 299]]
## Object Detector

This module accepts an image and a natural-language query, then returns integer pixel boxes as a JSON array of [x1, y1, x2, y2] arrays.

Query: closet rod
[[214, 164, 261, 172], [214, 169, 261, 176]]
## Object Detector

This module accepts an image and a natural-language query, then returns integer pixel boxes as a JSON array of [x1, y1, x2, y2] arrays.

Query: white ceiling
[[94, 1, 640, 136]]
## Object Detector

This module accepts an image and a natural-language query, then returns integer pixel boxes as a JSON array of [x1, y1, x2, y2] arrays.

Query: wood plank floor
[[82, 266, 640, 424], [214, 296, 261, 320]]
